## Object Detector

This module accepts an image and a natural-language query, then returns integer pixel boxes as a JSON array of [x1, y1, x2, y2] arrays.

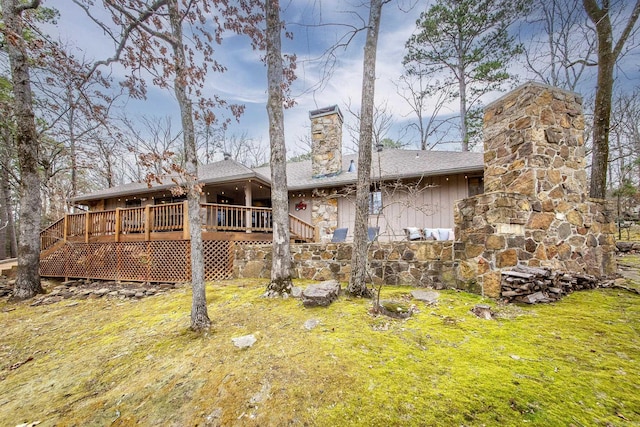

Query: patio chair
[[367, 227, 379, 242], [331, 228, 348, 243]]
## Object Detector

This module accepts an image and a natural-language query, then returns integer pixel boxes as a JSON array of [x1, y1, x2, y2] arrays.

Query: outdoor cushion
[[437, 229, 450, 240], [405, 227, 423, 241], [423, 228, 438, 240]]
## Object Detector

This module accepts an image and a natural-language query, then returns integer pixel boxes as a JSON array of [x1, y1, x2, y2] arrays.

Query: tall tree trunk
[[0, 124, 18, 259], [458, 58, 468, 152], [167, 0, 210, 331], [67, 87, 78, 212], [265, 0, 293, 296], [348, 0, 384, 298], [583, 0, 640, 199], [2, 0, 44, 298]]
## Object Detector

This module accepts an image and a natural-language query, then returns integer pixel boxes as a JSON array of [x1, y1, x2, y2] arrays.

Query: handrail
[[40, 203, 316, 244], [40, 217, 65, 251], [289, 214, 315, 242]]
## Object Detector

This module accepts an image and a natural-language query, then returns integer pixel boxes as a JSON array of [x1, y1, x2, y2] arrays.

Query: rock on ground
[[302, 280, 341, 307], [232, 334, 257, 349], [411, 290, 439, 304]]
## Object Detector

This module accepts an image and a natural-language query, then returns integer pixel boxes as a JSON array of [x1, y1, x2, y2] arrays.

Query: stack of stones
[[455, 82, 616, 298]]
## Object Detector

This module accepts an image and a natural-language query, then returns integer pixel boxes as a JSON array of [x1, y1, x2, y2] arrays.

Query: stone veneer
[[454, 82, 616, 297], [309, 106, 344, 239], [310, 105, 343, 179], [311, 193, 338, 241], [234, 241, 457, 288]]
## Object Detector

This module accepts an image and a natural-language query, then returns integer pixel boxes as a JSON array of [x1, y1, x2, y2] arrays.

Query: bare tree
[[582, 0, 640, 199], [264, 0, 294, 296], [522, 0, 597, 91], [348, 0, 388, 298], [1, 0, 45, 298], [396, 73, 456, 150], [343, 99, 396, 153], [120, 115, 183, 181]]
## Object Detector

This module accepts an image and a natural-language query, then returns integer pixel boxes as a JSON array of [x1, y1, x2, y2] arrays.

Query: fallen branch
[[9, 356, 34, 371], [600, 283, 640, 295]]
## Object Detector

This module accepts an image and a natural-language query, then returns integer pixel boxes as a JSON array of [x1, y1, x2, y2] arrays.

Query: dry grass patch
[[1, 267, 639, 426]]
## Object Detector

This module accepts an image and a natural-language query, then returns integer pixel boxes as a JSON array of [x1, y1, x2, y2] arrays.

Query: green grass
[[1, 263, 639, 426]]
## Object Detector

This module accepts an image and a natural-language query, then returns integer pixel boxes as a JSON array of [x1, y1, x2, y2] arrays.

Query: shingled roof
[[254, 149, 484, 190], [74, 149, 483, 202], [73, 157, 260, 202]]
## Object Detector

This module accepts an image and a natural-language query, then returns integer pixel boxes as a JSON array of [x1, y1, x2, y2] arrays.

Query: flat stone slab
[[302, 280, 341, 307], [411, 290, 439, 304], [232, 334, 257, 349]]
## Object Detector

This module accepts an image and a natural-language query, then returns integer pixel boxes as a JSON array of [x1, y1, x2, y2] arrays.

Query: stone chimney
[[309, 105, 343, 179], [483, 82, 587, 204]]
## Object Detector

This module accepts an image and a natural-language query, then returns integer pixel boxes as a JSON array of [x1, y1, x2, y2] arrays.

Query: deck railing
[[40, 201, 316, 247], [41, 217, 65, 252]]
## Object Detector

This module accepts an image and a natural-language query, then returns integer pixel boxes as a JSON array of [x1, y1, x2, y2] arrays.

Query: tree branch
[[15, 0, 40, 13]]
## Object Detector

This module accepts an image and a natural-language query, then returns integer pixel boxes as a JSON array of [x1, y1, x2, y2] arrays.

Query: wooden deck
[[41, 201, 315, 252], [39, 202, 315, 283]]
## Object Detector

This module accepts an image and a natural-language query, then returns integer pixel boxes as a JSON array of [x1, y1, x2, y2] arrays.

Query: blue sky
[[43, 0, 443, 158], [43, 0, 639, 160]]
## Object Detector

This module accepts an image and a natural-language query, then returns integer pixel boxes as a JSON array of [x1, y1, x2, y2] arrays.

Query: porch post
[[144, 205, 151, 241], [245, 184, 252, 233], [115, 208, 121, 242], [63, 214, 68, 242], [182, 200, 190, 240], [84, 212, 90, 243]]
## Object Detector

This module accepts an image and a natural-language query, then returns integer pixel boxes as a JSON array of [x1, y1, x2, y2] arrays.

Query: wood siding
[[337, 174, 471, 241]]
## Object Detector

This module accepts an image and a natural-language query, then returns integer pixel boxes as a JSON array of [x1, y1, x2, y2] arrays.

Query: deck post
[[182, 200, 190, 240], [245, 185, 252, 233], [84, 212, 90, 243], [63, 214, 68, 242], [115, 208, 121, 242], [144, 205, 151, 241]]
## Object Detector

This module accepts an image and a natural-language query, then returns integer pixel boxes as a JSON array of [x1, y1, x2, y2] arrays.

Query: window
[[125, 199, 142, 208], [468, 176, 484, 197], [369, 190, 382, 214]]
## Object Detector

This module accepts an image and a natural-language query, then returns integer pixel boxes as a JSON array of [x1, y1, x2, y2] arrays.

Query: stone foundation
[[234, 241, 457, 289]]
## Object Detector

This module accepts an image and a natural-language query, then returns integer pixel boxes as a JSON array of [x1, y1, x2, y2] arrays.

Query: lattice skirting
[[40, 240, 237, 283]]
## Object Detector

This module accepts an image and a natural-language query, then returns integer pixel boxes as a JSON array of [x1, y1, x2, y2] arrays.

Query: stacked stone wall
[[234, 241, 457, 288], [454, 192, 617, 297], [455, 82, 616, 297]]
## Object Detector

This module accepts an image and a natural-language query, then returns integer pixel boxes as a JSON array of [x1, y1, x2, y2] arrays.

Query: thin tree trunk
[[67, 87, 78, 212], [167, 0, 210, 331], [265, 0, 293, 296], [348, 0, 384, 298], [2, 0, 44, 299], [458, 66, 468, 152], [583, 0, 640, 199]]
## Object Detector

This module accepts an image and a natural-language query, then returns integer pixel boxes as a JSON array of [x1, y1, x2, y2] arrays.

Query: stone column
[[454, 82, 616, 298], [310, 105, 343, 178]]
